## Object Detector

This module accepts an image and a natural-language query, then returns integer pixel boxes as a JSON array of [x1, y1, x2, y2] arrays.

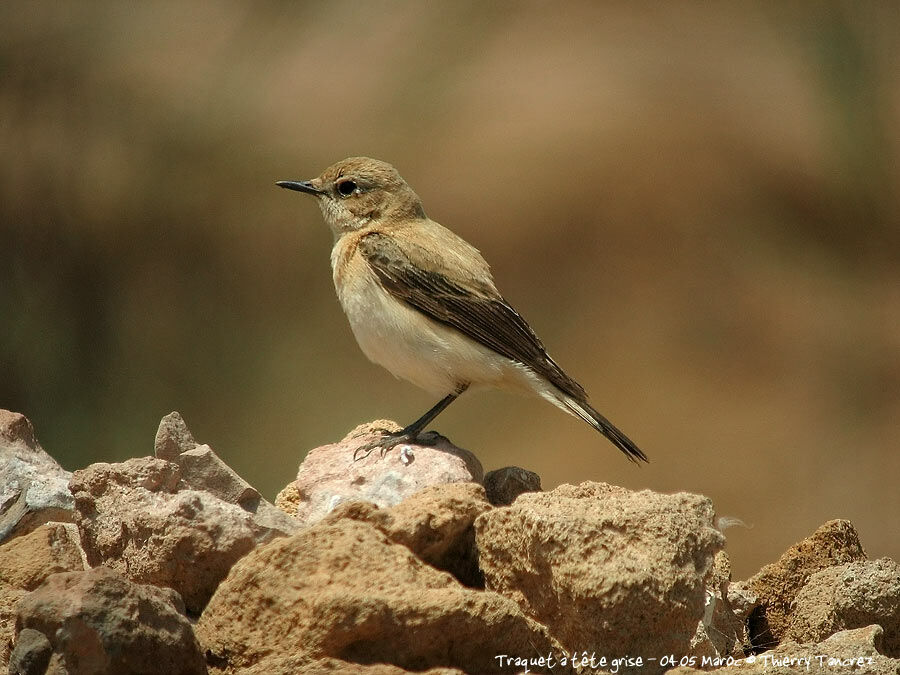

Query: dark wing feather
[[358, 231, 586, 399]]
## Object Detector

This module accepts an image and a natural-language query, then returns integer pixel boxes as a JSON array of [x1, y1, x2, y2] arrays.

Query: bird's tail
[[558, 395, 648, 464]]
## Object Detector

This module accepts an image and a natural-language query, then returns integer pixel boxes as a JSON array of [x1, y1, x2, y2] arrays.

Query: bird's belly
[[335, 267, 539, 397]]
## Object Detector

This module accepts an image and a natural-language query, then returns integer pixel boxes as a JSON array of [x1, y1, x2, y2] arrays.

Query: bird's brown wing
[[357, 230, 586, 399]]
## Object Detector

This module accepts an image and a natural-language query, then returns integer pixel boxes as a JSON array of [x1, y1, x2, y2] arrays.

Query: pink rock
[[0, 410, 73, 543], [275, 421, 483, 525]]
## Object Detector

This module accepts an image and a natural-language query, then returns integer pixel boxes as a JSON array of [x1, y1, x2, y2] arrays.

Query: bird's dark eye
[[336, 180, 357, 197]]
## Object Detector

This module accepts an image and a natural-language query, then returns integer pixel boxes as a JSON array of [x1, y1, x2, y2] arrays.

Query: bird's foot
[[352, 428, 440, 462]]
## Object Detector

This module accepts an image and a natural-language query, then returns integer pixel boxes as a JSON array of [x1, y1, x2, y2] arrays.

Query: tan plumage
[[277, 157, 647, 463]]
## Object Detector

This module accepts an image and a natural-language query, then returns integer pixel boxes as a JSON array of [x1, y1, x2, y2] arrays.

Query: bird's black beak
[[276, 180, 325, 196]]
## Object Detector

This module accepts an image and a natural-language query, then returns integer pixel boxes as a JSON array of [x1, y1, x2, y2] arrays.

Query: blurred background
[[2, 2, 898, 579]]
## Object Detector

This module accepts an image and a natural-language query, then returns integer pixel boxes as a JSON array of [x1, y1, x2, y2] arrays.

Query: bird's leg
[[353, 384, 469, 461]]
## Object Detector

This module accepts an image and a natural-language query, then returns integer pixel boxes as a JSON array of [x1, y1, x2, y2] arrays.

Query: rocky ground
[[1, 408, 898, 675]]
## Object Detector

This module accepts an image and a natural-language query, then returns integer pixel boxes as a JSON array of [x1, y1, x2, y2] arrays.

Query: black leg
[[354, 384, 468, 461], [399, 392, 459, 436]]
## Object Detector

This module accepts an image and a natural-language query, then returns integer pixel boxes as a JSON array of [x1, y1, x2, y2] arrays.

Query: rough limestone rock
[[154, 411, 257, 505], [0, 523, 85, 667], [0, 410, 73, 543], [475, 481, 725, 672], [153, 410, 200, 462], [13, 566, 205, 675], [727, 581, 760, 628], [321, 482, 492, 587], [196, 518, 568, 675], [739, 519, 866, 649], [153, 412, 296, 534], [786, 558, 900, 657], [691, 551, 748, 660], [243, 656, 466, 674], [275, 420, 484, 525], [483, 466, 542, 506], [669, 624, 899, 674], [70, 456, 298, 613]]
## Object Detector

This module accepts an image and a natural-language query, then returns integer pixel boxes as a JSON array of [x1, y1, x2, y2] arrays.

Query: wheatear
[[277, 157, 647, 463]]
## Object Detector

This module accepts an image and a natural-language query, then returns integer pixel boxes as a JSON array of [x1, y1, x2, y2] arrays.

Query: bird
[[277, 157, 647, 463]]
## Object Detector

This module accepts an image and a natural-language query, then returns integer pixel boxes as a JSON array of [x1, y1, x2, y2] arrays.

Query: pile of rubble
[[1, 409, 897, 674]]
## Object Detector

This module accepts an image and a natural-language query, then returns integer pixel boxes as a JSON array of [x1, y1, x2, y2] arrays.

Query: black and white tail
[[559, 395, 648, 464]]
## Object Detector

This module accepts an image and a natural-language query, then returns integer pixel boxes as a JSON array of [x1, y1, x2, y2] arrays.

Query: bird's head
[[277, 157, 426, 236]]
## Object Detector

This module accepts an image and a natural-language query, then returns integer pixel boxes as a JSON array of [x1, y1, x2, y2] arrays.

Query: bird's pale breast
[[330, 232, 545, 398]]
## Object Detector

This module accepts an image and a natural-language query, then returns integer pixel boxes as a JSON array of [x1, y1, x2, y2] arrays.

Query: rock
[[243, 656, 466, 674], [322, 482, 492, 587], [0, 522, 85, 590], [275, 421, 484, 525], [743, 519, 866, 649], [786, 558, 900, 657], [167, 437, 296, 537], [13, 566, 205, 675], [153, 410, 199, 461], [196, 518, 568, 674], [176, 445, 259, 505], [154, 412, 262, 507], [0, 411, 47, 459], [153, 412, 294, 537], [70, 456, 299, 613], [669, 624, 899, 674], [7, 627, 52, 675], [691, 551, 748, 660], [816, 625, 897, 672], [483, 466, 541, 506], [475, 481, 725, 672], [727, 582, 760, 626], [0, 410, 73, 543], [0, 523, 85, 666]]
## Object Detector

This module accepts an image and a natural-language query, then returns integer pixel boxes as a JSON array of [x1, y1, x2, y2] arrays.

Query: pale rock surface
[[243, 656, 466, 674], [153, 410, 200, 461], [475, 481, 725, 673], [12, 566, 205, 675], [154, 411, 256, 504], [691, 551, 749, 660], [669, 624, 899, 674], [727, 581, 760, 627], [320, 482, 492, 587], [738, 519, 867, 649], [275, 420, 483, 525], [70, 456, 297, 613], [786, 558, 900, 657], [0, 523, 85, 668], [196, 518, 569, 675], [0, 410, 73, 543], [153, 412, 297, 534]]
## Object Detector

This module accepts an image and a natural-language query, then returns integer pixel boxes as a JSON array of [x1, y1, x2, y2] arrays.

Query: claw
[[352, 428, 439, 462], [352, 443, 378, 462]]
